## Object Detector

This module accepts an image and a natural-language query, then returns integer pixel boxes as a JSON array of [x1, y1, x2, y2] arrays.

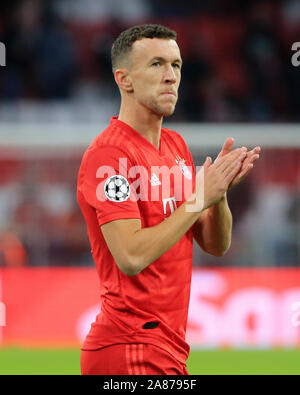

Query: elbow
[[117, 254, 143, 277], [210, 249, 227, 257], [205, 240, 231, 257], [122, 266, 140, 277], [209, 243, 231, 257]]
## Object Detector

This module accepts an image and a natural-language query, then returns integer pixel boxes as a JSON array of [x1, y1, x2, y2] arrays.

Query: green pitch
[[0, 348, 300, 375]]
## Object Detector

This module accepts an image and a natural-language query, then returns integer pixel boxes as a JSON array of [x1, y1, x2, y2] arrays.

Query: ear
[[114, 69, 133, 93]]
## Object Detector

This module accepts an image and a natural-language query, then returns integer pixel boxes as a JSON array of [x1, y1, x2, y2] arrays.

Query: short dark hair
[[111, 24, 177, 72]]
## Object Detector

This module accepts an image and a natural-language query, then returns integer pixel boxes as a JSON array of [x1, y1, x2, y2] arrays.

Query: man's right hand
[[193, 147, 247, 211]]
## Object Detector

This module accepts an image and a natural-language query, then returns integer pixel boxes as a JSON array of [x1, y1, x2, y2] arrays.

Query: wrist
[[220, 192, 227, 202], [185, 193, 205, 214], [208, 192, 228, 213]]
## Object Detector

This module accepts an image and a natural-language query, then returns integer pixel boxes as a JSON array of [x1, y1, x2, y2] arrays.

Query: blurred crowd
[[0, 0, 300, 122], [0, 153, 92, 267]]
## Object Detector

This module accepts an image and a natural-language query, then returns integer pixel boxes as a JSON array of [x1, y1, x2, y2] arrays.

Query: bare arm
[[101, 197, 202, 276], [101, 147, 244, 276], [193, 193, 232, 256]]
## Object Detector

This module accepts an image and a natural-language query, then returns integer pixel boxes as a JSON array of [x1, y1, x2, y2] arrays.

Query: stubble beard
[[148, 97, 177, 118]]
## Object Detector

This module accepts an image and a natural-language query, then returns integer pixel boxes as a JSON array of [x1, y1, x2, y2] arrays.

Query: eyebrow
[[149, 56, 183, 65]]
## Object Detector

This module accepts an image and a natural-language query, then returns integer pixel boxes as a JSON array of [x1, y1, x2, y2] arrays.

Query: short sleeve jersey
[[77, 117, 196, 364]]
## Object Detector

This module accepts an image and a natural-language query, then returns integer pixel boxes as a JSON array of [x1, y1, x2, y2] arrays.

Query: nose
[[163, 64, 177, 84]]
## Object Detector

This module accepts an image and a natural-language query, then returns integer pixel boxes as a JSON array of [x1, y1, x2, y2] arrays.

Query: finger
[[217, 148, 246, 173], [251, 146, 261, 153], [215, 147, 242, 166], [243, 152, 260, 168], [203, 156, 212, 170], [235, 163, 254, 182], [230, 151, 259, 188], [216, 137, 235, 162], [219, 137, 235, 157], [248, 154, 260, 164], [224, 156, 243, 182], [246, 146, 260, 157]]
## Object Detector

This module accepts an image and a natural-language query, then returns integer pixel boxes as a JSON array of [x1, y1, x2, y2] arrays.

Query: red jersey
[[77, 117, 196, 364]]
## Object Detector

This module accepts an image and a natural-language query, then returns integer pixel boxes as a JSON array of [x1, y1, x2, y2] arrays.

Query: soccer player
[[77, 24, 260, 375]]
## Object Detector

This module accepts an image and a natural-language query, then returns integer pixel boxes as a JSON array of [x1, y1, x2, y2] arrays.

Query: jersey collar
[[111, 116, 165, 156]]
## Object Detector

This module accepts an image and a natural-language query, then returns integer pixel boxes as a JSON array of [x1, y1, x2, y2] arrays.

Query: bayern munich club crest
[[175, 155, 192, 180], [104, 175, 130, 202]]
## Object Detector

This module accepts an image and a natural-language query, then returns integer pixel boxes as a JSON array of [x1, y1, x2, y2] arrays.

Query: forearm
[[127, 196, 202, 274], [194, 193, 232, 256]]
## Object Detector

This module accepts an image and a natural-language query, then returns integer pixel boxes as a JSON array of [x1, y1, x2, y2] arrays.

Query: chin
[[162, 107, 176, 117], [156, 104, 176, 117], [148, 99, 176, 117]]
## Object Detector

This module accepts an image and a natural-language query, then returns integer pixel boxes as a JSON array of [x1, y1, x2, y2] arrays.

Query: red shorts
[[81, 343, 189, 375]]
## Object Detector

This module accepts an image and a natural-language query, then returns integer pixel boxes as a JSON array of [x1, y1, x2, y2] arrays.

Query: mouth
[[160, 92, 176, 98]]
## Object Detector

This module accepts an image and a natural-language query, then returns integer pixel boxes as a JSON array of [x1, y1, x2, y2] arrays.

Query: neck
[[118, 99, 163, 150]]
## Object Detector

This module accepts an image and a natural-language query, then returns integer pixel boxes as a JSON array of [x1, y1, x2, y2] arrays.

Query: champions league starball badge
[[104, 175, 130, 202]]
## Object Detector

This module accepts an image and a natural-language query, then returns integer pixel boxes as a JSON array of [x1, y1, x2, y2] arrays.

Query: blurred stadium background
[[0, 0, 300, 375]]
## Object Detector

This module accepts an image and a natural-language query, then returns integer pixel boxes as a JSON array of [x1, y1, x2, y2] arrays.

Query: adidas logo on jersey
[[150, 173, 161, 186]]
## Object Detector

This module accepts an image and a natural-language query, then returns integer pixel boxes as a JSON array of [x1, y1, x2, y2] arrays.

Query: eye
[[172, 63, 181, 69], [152, 61, 160, 67]]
